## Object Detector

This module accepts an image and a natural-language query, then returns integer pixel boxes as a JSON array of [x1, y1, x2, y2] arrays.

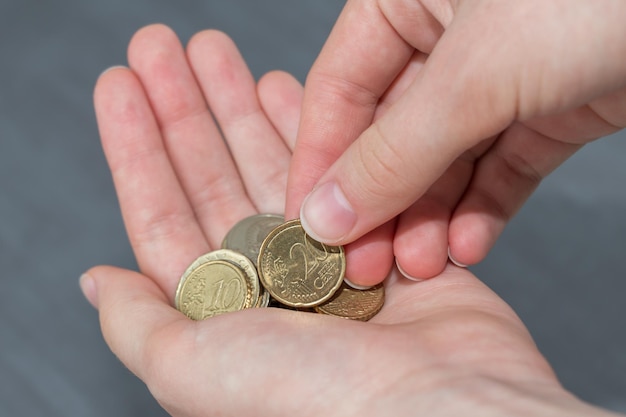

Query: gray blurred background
[[0, 1, 624, 416]]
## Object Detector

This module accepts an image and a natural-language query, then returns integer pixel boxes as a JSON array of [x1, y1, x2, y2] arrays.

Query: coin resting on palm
[[315, 282, 385, 321], [175, 249, 260, 320], [222, 213, 284, 266], [257, 219, 345, 308], [175, 214, 384, 320]]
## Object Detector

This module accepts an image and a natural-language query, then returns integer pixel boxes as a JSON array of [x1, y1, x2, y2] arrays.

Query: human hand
[[82, 24, 619, 417], [287, 0, 626, 283], [88, 24, 302, 301]]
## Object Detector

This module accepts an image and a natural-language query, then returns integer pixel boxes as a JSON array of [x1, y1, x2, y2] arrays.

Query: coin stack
[[175, 214, 384, 322]]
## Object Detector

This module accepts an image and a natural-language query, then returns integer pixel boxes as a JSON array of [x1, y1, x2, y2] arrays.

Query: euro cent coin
[[315, 282, 385, 321], [175, 249, 260, 320], [222, 214, 284, 266], [257, 219, 345, 308]]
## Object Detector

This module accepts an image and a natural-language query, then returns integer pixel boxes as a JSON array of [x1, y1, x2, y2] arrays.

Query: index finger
[[285, 0, 442, 218]]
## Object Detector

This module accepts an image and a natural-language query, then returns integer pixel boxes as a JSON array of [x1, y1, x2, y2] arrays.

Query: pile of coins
[[175, 214, 384, 321]]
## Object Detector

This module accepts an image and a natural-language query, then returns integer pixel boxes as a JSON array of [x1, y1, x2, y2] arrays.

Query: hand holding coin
[[83, 24, 584, 417], [177, 215, 385, 320]]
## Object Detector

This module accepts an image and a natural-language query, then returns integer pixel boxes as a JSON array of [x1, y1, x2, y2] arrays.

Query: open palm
[[86, 24, 584, 417]]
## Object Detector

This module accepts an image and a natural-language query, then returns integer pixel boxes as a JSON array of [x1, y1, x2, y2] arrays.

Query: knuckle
[[496, 149, 543, 190], [352, 123, 416, 202], [308, 70, 380, 110], [473, 185, 512, 222], [131, 209, 195, 249]]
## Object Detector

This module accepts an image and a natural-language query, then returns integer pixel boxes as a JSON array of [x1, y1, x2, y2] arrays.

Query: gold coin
[[175, 249, 260, 320], [257, 219, 345, 308], [315, 282, 385, 321]]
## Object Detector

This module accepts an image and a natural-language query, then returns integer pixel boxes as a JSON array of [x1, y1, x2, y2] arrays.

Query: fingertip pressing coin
[[175, 214, 385, 321]]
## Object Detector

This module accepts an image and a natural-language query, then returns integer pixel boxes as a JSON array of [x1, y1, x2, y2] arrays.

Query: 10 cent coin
[[175, 249, 260, 320]]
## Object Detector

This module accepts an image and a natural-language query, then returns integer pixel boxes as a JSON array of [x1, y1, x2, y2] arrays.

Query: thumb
[[79, 266, 184, 380], [299, 46, 514, 245]]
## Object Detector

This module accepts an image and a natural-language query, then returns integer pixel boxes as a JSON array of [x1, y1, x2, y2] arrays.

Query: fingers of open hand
[[94, 66, 210, 297], [257, 71, 304, 152], [187, 30, 292, 214], [127, 25, 257, 248], [96, 25, 298, 300]]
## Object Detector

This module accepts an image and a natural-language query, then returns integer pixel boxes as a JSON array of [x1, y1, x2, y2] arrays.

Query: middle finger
[[187, 30, 292, 214], [128, 24, 257, 248]]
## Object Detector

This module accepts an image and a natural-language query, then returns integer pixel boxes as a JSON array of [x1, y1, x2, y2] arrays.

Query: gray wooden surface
[[0, 1, 624, 415]]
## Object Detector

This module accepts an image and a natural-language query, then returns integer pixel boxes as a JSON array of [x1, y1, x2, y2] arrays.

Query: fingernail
[[395, 258, 424, 282], [300, 182, 356, 244], [344, 277, 374, 290], [447, 247, 467, 268], [79, 273, 99, 309]]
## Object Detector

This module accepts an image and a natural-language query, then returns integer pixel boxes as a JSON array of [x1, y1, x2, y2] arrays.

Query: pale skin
[[288, 0, 626, 285], [82, 24, 622, 417]]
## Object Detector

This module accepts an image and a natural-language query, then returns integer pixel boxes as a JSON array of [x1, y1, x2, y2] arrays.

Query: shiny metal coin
[[257, 219, 345, 308], [175, 249, 260, 320], [315, 282, 384, 321], [222, 214, 284, 266]]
